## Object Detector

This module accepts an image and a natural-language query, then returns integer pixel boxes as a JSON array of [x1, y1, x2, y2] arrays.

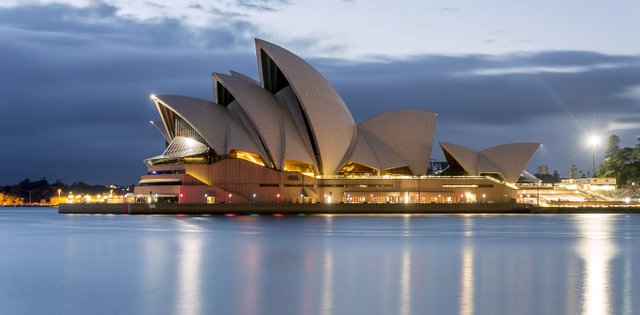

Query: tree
[[597, 135, 640, 187], [552, 170, 560, 182], [598, 135, 622, 178], [534, 170, 561, 183]]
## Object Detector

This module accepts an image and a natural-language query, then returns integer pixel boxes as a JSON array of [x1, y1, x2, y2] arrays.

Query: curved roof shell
[[153, 95, 260, 156], [347, 131, 382, 170], [274, 86, 318, 170], [439, 141, 541, 183], [229, 70, 260, 86], [225, 100, 271, 164], [358, 129, 407, 171], [480, 143, 541, 183], [255, 39, 356, 175], [214, 73, 315, 170], [215, 73, 284, 169], [439, 142, 479, 174], [359, 110, 437, 175]]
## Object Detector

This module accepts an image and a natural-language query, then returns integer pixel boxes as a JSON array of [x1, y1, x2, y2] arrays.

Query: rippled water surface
[[1, 208, 639, 314]]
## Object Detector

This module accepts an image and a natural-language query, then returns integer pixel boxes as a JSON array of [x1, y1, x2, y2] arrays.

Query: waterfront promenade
[[58, 202, 640, 215]]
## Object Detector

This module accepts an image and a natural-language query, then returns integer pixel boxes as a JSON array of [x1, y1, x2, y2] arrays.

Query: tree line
[[1, 178, 132, 205], [597, 135, 640, 187]]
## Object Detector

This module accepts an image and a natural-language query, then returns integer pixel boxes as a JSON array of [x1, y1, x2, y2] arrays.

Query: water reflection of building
[[175, 221, 203, 315], [399, 246, 412, 315], [459, 217, 474, 315], [321, 216, 334, 315], [399, 216, 412, 315], [135, 39, 540, 205], [239, 234, 262, 315]]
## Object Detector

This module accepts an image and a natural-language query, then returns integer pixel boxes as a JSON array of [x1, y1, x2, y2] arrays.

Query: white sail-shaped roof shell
[[359, 129, 407, 170], [153, 95, 261, 156], [439, 142, 479, 174], [440, 141, 541, 183], [214, 73, 315, 170], [358, 110, 436, 175], [225, 100, 271, 164], [229, 70, 260, 86], [480, 143, 541, 183], [347, 131, 382, 170], [274, 86, 319, 170], [255, 39, 356, 175], [215, 73, 283, 168]]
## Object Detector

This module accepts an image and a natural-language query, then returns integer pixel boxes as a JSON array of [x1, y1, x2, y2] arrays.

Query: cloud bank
[[1, 2, 639, 184]]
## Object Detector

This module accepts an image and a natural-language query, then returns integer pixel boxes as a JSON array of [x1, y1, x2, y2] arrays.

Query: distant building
[[570, 165, 578, 179], [536, 165, 549, 175]]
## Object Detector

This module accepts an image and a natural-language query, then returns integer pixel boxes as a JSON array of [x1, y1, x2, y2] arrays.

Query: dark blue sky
[[1, 1, 639, 185]]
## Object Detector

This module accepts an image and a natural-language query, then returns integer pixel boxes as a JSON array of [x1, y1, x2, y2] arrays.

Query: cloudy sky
[[1, 0, 639, 185]]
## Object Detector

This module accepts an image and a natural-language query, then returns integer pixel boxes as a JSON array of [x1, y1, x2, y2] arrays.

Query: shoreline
[[57, 203, 640, 215]]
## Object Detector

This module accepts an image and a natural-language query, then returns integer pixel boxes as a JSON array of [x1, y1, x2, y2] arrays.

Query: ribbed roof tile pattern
[[439, 142, 479, 174], [359, 110, 437, 175], [215, 73, 285, 168], [480, 143, 541, 183], [347, 131, 382, 170], [439, 142, 541, 183], [153, 95, 260, 156], [256, 39, 356, 175]]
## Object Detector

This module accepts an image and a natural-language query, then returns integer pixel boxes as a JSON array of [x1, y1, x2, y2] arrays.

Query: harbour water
[[1, 207, 638, 314]]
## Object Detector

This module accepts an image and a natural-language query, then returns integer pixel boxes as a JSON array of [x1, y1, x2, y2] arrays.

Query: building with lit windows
[[134, 39, 540, 204], [537, 165, 549, 175]]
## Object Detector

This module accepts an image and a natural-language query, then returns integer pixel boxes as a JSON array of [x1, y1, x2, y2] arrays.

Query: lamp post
[[57, 189, 61, 204], [537, 181, 540, 207], [587, 135, 600, 178]]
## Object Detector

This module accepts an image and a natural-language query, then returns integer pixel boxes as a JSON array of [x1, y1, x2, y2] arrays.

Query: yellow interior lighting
[[283, 160, 316, 177], [230, 149, 265, 166]]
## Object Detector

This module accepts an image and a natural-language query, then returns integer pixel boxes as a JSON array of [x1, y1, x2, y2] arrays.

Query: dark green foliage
[[534, 171, 561, 183], [597, 135, 640, 187]]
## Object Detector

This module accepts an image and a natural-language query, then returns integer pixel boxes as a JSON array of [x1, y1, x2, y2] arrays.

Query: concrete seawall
[[531, 207, 640, 214], [59, 202, 535, 215], [59, 203, 129, 214], [58, 203, 640, 215]]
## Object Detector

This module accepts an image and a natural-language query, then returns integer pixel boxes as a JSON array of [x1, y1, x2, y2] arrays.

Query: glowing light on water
[[399, 247, 412, 315], [459, 217, 475, 315], [175, 223, 203, 315], [577, 214, 618, 315]]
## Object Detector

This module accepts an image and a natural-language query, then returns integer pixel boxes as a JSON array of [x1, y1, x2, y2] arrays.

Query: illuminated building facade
[[135, 39, 540, 204]]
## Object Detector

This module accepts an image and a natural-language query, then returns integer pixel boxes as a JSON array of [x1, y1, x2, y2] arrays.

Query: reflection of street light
[[586, 134, 601, 178]]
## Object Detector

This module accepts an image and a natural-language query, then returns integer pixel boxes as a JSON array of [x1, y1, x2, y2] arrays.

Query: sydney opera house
[[134, 39, 540, 204]]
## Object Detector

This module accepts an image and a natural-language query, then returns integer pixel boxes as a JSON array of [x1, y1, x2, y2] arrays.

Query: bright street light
[[586, 134, 601, 177], [587, 135, 601, 147]]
